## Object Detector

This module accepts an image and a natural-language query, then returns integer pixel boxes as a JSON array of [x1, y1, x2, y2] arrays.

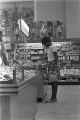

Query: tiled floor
[[35, 85, 80, 120]]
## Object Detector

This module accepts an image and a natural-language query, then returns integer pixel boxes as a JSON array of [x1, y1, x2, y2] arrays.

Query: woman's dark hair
[[41, 36, 52, 47]]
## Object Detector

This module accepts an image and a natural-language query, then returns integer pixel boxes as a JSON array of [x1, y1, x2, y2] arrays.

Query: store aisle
[[35, 85, 80, 120]]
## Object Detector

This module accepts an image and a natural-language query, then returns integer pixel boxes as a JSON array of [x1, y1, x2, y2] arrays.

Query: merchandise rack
[[32, 38, 80, 84], [6, 37, 80, 84]]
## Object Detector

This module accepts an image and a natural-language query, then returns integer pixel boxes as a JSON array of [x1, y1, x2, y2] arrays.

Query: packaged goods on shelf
[[60, 68, 80, 77], [60, 70, 65, 76], [28, 43, 42, 49], [39, 50, 43, 54], [69, 69, 75, 75], [66, 69, 70, 75], [31, 56, 41, 60], [31, 51, 37, 54], [16, 71, 22, 81], [0, 66, 14, 81], [78, 70, 80, 75], [75, 69, 79, 76], [23, 60, 34, 67], [0, 74, 7, 81], [16, 68, 37, 82], [24, 70, 36, 80]]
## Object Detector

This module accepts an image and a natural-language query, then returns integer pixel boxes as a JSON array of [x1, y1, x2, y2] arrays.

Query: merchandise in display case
[[0, 16, 38, 85], [0, 66, 14, 82], [15, 66, 37, 82], [0, 6, 44, 120], [53, 41, 80, 82], [26, 43, 44, 65], [0, 60, 38, 84], [37, 40, 80, 83], [2, 37, 80, 84]]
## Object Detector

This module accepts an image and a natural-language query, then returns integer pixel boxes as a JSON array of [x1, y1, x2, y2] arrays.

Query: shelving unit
[[25, 43, 44, 63], [55, 40, 80, 83]]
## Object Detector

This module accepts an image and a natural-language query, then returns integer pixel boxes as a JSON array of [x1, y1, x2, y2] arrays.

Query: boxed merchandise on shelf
[[0, 65, 15, 83], [16, 67, 37, 82]]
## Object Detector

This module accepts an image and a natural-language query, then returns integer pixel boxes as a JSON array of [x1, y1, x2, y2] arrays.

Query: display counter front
[[0, 73, 42, 120], [58, 80, 80, 85]]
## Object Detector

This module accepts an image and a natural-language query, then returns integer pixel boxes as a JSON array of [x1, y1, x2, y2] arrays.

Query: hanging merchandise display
[[47, 21, 53, 37], [36, 21, 47, 40], [29, 21, 36, 41], [53, 20, 64, 39]]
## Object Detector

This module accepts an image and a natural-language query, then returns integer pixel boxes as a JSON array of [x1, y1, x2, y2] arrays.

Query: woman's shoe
[[48, 99, 53, 103], [51, 98, 57, 102], [44, 98, 57, 103]]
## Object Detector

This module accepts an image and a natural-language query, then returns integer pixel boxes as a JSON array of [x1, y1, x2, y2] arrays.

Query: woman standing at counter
[[42, 36, 58, 103]]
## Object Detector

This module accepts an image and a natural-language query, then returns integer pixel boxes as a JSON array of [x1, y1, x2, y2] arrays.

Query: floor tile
[[35, 85, 80, 120]]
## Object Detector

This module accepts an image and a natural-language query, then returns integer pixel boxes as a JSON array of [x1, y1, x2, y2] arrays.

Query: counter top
[[0, 73, 42, 120], [0, 73, 42, 96]]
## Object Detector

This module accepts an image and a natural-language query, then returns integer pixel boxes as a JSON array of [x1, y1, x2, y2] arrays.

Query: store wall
[[36, 0, 80, 39], [66, 0, 80, 38], [35, 0, 66, 38], [36, 0, 65, 21], [0, 1, 34, 9], [0, 0, 65, 22], [0, 0, 33, 2], [2, 0, 80, 39]]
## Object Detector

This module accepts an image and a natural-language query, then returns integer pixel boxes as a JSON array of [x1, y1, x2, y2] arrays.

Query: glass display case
[[38, 40, 80, 84], [0, 65, 14, 83], [15, 65, 38, 83], [0, 36, 39, 84], [0, 65, 38, 84]]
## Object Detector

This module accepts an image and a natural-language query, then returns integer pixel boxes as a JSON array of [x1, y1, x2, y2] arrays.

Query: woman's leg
[[47, 82, 58, 103], [51, 82, 58, 100]]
